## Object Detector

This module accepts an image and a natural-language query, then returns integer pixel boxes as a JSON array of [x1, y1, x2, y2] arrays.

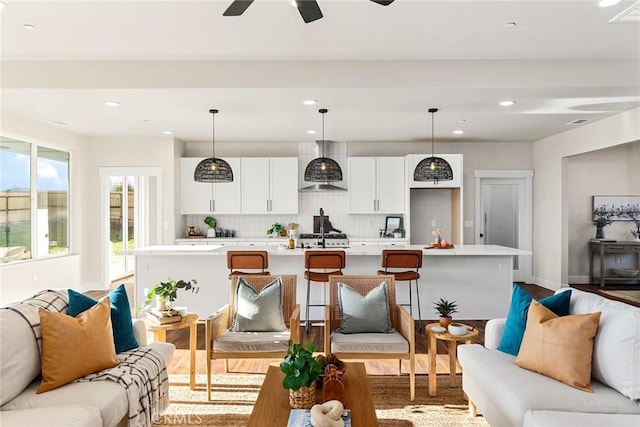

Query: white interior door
[[475, 171, 533, 283]]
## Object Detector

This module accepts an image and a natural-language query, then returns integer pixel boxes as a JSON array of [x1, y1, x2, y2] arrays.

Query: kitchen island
[[129, 244, 530, 320]]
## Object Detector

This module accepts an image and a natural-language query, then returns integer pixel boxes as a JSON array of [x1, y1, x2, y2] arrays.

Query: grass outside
[[111, 239, 135, 254]]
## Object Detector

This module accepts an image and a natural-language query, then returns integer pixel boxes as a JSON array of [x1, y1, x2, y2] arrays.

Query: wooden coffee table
[[248, 362, 378, 427]]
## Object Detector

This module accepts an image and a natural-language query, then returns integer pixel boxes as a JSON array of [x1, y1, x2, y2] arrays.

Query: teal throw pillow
[[67, 284, 139, 353], [336, 281, 395, 334], [232, 276, 287, 332], [497, 284, 571, 356]]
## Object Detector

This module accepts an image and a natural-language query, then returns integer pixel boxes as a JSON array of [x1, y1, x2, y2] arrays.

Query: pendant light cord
[[321, 109, 326, 157], [212, 111, 216, 159], [431, 110, 435, 157]]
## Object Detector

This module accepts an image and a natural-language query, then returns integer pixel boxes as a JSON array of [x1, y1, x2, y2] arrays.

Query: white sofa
[[0, 294, 175, 427], [458, 288, 640, 427]]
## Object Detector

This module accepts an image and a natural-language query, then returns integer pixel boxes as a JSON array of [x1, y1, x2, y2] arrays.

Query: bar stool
[[304, 250, 346, 335], [377, 249, 423, 331], [226, 250, 270, 279]]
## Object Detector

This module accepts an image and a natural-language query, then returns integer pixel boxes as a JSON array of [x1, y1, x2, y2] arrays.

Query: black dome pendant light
[[194, 109, 234, 183], [304, 108, 343, 183], [413, 108, 453, 184]]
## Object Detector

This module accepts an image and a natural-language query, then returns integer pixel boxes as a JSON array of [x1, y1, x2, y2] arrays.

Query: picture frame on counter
[[385, 216, 402, 234]]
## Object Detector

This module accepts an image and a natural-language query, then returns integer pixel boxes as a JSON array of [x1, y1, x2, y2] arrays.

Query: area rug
[[599, 289, 640, 304], [154, 374, 489, 427]]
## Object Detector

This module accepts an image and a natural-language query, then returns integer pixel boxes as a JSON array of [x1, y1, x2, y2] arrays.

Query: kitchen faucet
[[319, 208, 326, 248]]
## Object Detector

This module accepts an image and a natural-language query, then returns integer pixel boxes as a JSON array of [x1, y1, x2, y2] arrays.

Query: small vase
[[436, 235, 442, 244], [289, 382, 316, 409], [439, 317, 453, 328], [595, 226, 605, 239], [156, 298, 168, 311]]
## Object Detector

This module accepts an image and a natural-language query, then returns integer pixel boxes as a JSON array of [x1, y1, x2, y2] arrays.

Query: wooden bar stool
[[304, 250, 346, 335], [377, 249, 423, 331], [226, 250, 270, 279]]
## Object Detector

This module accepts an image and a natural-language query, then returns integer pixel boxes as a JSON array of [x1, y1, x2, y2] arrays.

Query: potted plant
[[204, 216, 217, 238], [392, 227, 404, 238], [279, 340, 322, 409], [593, 216, 612, 239], [433, 297, 458, 328], [143, 277, 199, 311], [267, 223, 287, 237]]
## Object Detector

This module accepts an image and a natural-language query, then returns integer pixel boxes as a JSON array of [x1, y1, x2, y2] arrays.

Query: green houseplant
[[433, 297, 458, 327], [143, 277, 199, 311], [392, 227, 404, 238], [280, 340, 322, 408], [267, 223, 287, 237]]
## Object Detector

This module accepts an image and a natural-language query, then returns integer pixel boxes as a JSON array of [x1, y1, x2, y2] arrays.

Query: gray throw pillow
[[336, 281, 395, 334], [231, 276, 287, 332]]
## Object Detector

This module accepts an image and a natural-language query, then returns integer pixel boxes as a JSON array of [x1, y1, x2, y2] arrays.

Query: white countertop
[[127, 244, 530, 257]]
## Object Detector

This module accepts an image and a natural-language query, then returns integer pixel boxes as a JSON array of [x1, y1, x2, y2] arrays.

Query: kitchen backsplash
[[183, 191, 396, 238]]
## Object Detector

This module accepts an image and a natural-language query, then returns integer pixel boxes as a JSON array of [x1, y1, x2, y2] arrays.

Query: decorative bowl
[[612, 268, 640, 278], [447, 323, 468, 336]]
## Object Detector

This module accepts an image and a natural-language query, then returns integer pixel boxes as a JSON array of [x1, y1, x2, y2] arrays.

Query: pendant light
[[194, 109, 233, 183], [413, 108, 453, 184], [304, 108, 343, 183]]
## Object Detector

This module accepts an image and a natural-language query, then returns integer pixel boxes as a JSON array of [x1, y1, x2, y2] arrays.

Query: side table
[[145, 313, 199, 390], [425, 322, 478, 397]]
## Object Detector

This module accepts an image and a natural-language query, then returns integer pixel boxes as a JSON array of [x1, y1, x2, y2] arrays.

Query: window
[[0, 137, 70, 264]]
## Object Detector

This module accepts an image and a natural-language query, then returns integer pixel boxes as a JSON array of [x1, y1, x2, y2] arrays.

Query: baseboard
[[532, 276, 562, 291], [568, 275, 591, 284]]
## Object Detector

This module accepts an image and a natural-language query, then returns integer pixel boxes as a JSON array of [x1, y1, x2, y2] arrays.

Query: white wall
[[533, 107, 640, 289], [567, 142, 640, 283]]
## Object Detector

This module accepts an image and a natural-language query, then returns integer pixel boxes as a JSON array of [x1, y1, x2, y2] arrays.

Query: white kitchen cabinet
[[348, 157, 405, 214], [241, 158, 298, 214], [181, 158, 241, 214]]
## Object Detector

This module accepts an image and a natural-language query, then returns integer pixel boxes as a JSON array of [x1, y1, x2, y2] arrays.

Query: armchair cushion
[[231, 276, 286, 332], [336, 281, 394, 334], [498, 284, 571, 356], [330, 331, 409, 353], [213, 331, 291, 353], [67, 284, 139, 354]]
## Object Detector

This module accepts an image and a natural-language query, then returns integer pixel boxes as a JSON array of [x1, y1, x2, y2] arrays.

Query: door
[[475, 171, 533, 282]]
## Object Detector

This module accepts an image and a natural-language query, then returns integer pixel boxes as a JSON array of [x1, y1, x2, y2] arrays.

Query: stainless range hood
[[299, 140, 347, 192]]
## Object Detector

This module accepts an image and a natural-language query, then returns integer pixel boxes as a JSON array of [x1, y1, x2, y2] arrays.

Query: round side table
[[145, 313, 199, 390], [425, 322, 478, 397]]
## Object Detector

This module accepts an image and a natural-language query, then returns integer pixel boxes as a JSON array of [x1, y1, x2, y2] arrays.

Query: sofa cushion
[[38, 298, 120, 393], [498, 284, 571, 356], [458, 344, 640, 427], [336, 281, 394, 334], [0, 309, 41, 406], [0, 405, 103, 427], [68, 284, 139, 353], [2, 379, 128, 427], [560, 288, 640, 400], [330, 331, 409, 353], [523, 410, 640, 427], [231, 276, 286, 332], [516, 301, 601, 392]]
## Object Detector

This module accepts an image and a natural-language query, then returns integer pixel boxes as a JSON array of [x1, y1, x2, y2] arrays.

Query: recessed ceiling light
[[503, 22, 517, 28], [499, 100, 516, 106], [162, 130, 173, 135], [597, 0, 622, 7], [306, 130, 317, 134], [458, 119, 466, 123], [104, 100, 120, 107], [453, 130, 465, 135], [303, 99, 317, 105], [23, 24, 36, 30]]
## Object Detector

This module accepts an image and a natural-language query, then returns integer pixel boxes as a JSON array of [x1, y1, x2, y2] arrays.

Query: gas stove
[[298, 233, 349, 248]]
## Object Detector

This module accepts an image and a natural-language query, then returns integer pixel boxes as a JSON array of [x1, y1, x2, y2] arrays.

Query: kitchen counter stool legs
[[304, 250, 346, 335]]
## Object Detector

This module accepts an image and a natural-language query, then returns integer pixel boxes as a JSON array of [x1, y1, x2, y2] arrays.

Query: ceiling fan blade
[[296, 0, 323, 23], [223, 0, 255, 16], [370, 0, 395, 5]]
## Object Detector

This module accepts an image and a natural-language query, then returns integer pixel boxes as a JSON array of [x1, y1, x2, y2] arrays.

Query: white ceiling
[[1, 0, 639, 144]]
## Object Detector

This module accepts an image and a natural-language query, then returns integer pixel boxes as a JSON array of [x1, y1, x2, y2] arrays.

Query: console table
[[589, 240, 640, 288]]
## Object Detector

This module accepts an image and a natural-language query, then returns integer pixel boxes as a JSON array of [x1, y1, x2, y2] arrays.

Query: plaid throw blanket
[[2, 289, 169, 427]]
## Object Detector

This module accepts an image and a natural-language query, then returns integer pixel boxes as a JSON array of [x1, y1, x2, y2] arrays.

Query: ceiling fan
[[223, 0, 395, 24]]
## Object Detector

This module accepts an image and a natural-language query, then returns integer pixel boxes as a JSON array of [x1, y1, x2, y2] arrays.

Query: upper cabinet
[[181, 157, 242, 214], [406, 154, 463, 188], [348, 157, 405, 214], [241, 157, 298, 214]]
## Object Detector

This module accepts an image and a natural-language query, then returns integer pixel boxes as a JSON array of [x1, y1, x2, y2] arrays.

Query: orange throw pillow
[[37, 297, 120, 393], [516, 300, 601, 392]]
